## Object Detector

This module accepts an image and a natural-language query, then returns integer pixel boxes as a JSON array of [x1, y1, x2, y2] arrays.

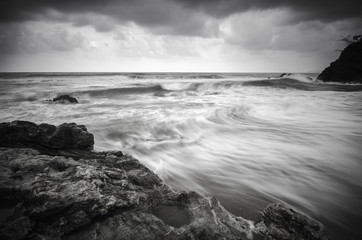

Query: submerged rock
[[52, 95, 78, 104], [0, 121, 330, 240], [318, 39, 362, 83]]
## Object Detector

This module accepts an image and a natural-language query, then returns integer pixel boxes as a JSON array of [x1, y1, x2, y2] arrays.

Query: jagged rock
[[0, 148, 256, 240], [0, 121, 330, 240], [255, 203, 329, 240], [52, 95, 78, 104], [0, 121, 94, 150], [318, 39, 362, 83]]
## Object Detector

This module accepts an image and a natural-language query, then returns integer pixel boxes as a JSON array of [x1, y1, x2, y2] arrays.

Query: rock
[[40, 123, 94, 150], [0, 121, 94, 150], [0, 121, 331, 240], [52, 95, 78, 104], [0, 121, 40, 148], [0, 148, 254, 240], [318, 39, 362, 83], [254, 203, 330, 240], [279, 73, 292, 78]]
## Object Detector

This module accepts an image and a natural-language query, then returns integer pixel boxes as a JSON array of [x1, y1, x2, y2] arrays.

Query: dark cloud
[[0, 0, 208, 35], [0, 0, 360, 37], [0, 0, 104, 22], [173, 0, 362, 23], [0, 23, 85, 54]]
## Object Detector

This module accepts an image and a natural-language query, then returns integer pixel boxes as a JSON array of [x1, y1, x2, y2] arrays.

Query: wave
[[127, 73, 226, 80], [158, 77, 362, 96], [74, 85, 166, 97], [5, 73, 362, 104], [242, 78, 362, 92], [0, 72, 278, 80], [277, 73, 315, 82], [1, 85, 167, 103]]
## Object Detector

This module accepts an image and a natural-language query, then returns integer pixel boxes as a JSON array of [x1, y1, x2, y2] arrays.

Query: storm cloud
[[174, 0, 362, 22], [1, 0, 361, 34], [0, 0, 213, 36], [0, 0, 361, 72]]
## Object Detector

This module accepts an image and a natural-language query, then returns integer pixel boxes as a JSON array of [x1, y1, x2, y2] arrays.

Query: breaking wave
[[74, 85, 166, 98]]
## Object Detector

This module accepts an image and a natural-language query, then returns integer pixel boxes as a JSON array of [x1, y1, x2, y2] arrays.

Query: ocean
[[1, 72, 362, 239]]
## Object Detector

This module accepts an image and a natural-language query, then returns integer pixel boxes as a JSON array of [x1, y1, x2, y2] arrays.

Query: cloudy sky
[[0, 0, 361, 72]]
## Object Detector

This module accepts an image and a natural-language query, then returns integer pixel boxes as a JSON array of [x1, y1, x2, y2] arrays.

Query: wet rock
[[255, 203, 330, 240], [0, 121, 94, 150], [0, 121, 40, 148], [152, 204, 191, 228], [52, 95, 78, 104], [318, 39, 362, 83], [40, 123, 94, 150], [279, 73, 292, 78], [0, 147, 255, 240], [0, 121, 331, 240]]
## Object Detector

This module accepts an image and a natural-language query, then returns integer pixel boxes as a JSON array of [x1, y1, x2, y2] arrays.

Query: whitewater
[[1, 72, 362, 239]]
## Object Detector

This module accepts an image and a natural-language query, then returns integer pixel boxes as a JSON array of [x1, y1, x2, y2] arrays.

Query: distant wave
[[242, 78, 362, 92], [160, 78, 362, 95], [128, 73, 224, 80], [4, 73, 362, 104], [74, 85, 166, 97]]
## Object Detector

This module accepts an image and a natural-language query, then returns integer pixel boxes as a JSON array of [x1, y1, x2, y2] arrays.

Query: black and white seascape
[[1, 0, 362, 239], [1, 72, 362, 239]]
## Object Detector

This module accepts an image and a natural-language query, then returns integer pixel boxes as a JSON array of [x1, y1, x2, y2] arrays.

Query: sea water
[[1, 72, 361, 239]]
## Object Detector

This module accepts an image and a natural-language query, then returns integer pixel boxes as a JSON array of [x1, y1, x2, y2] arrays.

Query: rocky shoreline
[[0, 121, 330, 240]]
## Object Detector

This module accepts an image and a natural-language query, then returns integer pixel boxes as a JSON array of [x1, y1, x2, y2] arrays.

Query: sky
[[0, 0, 361, 72]]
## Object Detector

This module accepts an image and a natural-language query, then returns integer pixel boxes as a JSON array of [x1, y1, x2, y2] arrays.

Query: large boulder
[[0, 121, 94, 150], [318, 39, 362, 83]]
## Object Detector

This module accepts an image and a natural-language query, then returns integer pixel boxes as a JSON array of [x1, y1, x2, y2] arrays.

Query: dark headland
[[0, 121, 330, 239], [318, 37, 362, 83]]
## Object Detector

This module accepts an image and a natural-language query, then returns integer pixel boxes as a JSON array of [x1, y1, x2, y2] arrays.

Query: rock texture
[[0, 121, 330, 240], [0, 121, 94, 150], [255, 203, 329, 240], [53, 95, 78, 104], [318, 39, 362, 83]]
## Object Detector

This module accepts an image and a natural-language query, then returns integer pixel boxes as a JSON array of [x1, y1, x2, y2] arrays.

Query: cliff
[[318, 38, 362, 83], [0, 121, 330, 240]]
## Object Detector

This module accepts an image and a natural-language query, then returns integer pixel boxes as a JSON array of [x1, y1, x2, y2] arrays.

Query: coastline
[[0, 121, 330, 239]]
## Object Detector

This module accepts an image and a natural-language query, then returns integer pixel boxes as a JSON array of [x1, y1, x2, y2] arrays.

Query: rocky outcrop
[[255, 203, 329, 240], [318, 39, 362, 83], [0, 121, 330, 240], [0, 121, 94, 150], [53, 95, 78, 104]]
